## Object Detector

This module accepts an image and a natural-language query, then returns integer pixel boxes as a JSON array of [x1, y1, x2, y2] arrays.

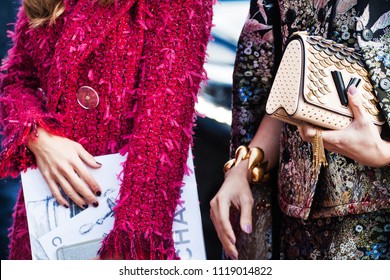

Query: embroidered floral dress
[[230, 0, 390, 260]]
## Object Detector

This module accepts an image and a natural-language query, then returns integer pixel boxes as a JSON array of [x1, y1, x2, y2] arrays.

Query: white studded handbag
[[266, 31, 384, 130]]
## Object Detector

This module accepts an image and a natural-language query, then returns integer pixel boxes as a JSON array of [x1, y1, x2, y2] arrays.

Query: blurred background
[[0, 0, 249, 260]]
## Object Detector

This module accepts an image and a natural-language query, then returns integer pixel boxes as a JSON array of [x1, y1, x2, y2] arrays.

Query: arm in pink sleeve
[[0, 9, 63, 178]]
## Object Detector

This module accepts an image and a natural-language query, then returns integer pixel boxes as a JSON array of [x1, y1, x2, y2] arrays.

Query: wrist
[[27, 126, 48, 152], [224, 159, 248, 178]]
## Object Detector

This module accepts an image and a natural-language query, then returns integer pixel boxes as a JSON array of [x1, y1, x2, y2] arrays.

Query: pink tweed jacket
[[0, 0, 213, 259]]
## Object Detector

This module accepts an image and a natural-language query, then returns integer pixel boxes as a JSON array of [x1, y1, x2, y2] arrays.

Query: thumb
[[347, 85, 369, 122]]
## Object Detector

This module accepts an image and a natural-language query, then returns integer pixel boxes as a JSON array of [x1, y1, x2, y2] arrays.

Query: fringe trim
[[7, 188, 32, 260], [98, 222, 179, 260]]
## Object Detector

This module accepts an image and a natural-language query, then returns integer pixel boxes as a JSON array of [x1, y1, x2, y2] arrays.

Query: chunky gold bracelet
[[223, 145, 269, 183]]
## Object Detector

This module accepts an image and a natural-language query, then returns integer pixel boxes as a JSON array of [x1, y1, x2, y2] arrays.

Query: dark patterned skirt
[[280, 209, 390, 260]]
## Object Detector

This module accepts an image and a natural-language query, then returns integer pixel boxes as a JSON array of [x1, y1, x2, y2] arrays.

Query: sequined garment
[[230, 0, 390, 259], [0, 0, 213, 259]]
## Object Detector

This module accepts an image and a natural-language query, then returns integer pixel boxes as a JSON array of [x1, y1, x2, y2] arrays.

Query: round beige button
[[76, 86, 99, 109]]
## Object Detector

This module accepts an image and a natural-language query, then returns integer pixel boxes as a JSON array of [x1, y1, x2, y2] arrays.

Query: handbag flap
[[266, 39, 303, 116], [300, 33, 384, 125]]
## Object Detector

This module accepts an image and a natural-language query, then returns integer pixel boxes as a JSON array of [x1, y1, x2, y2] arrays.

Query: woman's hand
[[210, 161, 253, 260], [210, 116, 282, 260], [27, 127, 102, 208], [299, 86, 390, 167]]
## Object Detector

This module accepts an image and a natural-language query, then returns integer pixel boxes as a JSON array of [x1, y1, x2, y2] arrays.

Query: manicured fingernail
[[229, 237, 235, 245], [349, 85, 357, 95], [82, 204, 88, 209], [230, 252, 238, 260], [96, 191, 101, 197], [96, 161, 102, 166], [63, 204, 69, 209], [93, 201, 99, 207], [244, 224, 252, 234]]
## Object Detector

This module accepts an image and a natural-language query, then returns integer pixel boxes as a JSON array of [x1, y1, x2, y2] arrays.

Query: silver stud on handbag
[[266, 31, 385, 130]]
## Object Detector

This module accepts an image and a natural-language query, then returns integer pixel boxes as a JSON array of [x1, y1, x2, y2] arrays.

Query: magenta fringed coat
[[0, 0, 213, 259]]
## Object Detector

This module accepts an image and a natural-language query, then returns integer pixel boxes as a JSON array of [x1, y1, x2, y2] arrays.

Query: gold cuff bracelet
[[223, 145, 269, 183]]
